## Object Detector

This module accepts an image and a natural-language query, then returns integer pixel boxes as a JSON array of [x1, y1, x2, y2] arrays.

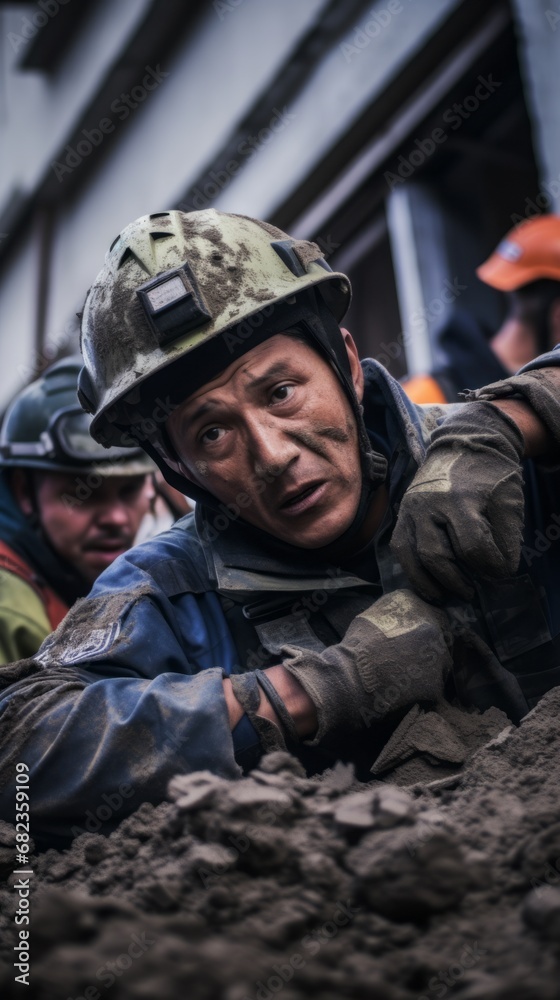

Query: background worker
[[0, 356, 155, 663], [403, 214, 560, 404]]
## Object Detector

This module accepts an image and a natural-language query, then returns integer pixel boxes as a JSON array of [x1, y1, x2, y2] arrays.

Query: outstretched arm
[[391, 364, 560, 602], [482, 367, 560, 458]]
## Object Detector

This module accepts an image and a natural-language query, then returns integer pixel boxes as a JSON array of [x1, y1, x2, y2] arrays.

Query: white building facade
[[0, 0, 558, 405]]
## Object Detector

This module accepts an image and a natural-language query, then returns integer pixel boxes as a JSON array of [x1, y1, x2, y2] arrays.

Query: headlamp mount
[[137, 263, 212, 347]]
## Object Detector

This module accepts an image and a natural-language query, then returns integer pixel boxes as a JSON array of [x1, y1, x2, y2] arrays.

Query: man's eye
[[201, 427, 224, 444], [121, 485, 141, 500], [271, 384, 294, 402], [120, 476, 147, 500]]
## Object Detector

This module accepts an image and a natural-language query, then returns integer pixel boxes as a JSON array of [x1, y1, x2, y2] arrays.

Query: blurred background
[[0, 0, 558, 407]]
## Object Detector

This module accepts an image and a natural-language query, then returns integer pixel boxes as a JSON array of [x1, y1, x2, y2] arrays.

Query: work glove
[[281, 589, 452, 743], [463, 366, 560, 448], [390, 402, 525, 602]]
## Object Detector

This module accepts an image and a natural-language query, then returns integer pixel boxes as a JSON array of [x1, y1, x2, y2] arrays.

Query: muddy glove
[[463, 367, 560, 452], [390, 402, 525, 602], [281, 589, 452, 743]]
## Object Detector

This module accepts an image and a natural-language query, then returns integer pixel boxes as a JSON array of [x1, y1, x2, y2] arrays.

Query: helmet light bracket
[[270, 240, 307, 277], [1, 434, 53, 459], [137, 263, 212, 347]]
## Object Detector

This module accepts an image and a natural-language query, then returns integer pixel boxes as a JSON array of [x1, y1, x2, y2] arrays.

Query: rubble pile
[[1, 688, 560, 999]]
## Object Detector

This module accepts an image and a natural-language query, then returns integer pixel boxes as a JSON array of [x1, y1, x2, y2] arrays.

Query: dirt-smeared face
[[166, 332, 365, 548]]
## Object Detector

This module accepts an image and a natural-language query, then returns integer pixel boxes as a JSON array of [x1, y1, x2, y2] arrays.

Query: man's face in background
[[15, 470, 154, 584]]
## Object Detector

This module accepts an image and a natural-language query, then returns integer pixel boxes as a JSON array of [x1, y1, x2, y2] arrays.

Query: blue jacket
[[1, 355, 559, 846]]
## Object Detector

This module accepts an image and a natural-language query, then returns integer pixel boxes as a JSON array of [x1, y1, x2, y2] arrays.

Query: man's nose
[[247, 418, 299, 480], [94, 497, 131, 528]]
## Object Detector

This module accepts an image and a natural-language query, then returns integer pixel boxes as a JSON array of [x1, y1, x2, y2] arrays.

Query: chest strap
[[0, 540, 69, 631]]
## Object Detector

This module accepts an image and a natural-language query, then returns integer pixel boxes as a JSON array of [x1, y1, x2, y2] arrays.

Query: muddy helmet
[[0, 356, 152, 476], [77, 210, 354, 485], [477, 215, 560, 290]]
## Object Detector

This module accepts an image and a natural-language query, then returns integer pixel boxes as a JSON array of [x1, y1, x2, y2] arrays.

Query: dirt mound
[[1, 690, 560, 999]]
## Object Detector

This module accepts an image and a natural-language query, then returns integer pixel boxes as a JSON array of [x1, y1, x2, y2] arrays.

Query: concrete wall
[[46, 0, 329, 351], [511, 0, 560, 211], [0, 1, 152, 211]]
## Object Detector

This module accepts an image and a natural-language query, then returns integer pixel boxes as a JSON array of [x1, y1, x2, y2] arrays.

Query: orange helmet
[[476, 215, 560, 291]]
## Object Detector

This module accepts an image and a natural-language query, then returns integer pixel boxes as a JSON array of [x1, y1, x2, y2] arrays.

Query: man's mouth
[[84, 538, 131, 555], [279, 482, 327, 515]]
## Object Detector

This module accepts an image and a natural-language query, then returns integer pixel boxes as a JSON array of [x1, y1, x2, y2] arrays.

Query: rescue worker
[[0, 210, 559, 847], [403, 214, 560, 403], [0, 356, 155, 662]]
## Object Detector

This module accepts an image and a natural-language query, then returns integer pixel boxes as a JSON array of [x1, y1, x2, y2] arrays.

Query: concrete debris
[[1, 689, 560, 997]]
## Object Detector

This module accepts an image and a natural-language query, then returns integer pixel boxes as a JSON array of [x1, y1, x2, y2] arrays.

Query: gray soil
[[1, 688, 560, 999]]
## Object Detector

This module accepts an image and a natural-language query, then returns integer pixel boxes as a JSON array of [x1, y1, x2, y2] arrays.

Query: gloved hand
[[463, 367, 560, 451], [390, 402, 525, 602], [281, 589, 452, 743]]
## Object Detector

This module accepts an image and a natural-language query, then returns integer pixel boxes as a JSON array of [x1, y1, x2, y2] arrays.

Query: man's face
[[25, 473, 154, 585], [166, 332, 365, 548]]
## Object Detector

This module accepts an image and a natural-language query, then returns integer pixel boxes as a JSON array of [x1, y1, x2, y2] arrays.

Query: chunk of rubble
[[186, 842, 238, 870], [347, 823, 470, 919], [334, 785, 417, 830], [522, 886, 560, 940], [167, 770, 226, 811], [223, 779, 292, 810], [257, 751, 306, 776]]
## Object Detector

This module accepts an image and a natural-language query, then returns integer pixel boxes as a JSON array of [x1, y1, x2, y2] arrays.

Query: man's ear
[[9, 468, 34, 517], [340, 328, 364, 402]]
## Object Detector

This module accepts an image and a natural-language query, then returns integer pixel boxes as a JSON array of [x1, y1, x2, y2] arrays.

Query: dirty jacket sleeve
[[0, 570, 51, 665], [0, 528, 247, 846]]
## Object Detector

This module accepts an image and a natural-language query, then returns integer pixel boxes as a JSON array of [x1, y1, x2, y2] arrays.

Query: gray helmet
[[78, 209, 351, 459], [0, 356, 153, 476]]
